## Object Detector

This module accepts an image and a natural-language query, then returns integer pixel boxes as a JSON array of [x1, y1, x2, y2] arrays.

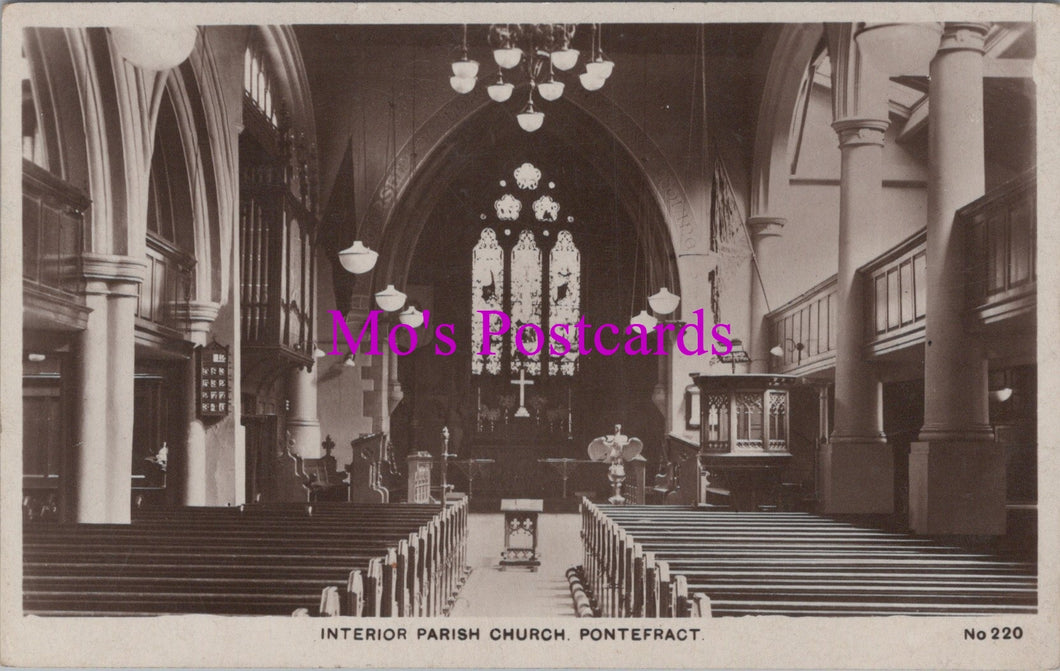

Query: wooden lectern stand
[[499, 499, 543, 571]]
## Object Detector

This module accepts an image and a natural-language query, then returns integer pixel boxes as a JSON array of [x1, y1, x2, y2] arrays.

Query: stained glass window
[[533, 195, 560, 222], [471, 228, 504, 375], [494, 193, 521, 221], [510, 230, 542, 376], [472, 164, 580, 380], [549, 231, 580, 376], [514, 163, 541, 190]]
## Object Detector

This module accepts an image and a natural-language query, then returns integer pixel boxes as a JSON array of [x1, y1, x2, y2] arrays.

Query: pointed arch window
[[510, 229, 543, 376], [20, 47, 47, 169], [470, 163, 581, 380], [548, 230, 581, 376], [244, 42, 278, 127], [472, 228, 505, 375]]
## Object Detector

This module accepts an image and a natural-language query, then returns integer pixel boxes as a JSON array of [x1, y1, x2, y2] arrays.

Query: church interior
[[12, 20, 1039, 618]]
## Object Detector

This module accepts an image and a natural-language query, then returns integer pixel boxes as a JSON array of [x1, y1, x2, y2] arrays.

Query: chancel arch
[[362, 98, 676, 501]]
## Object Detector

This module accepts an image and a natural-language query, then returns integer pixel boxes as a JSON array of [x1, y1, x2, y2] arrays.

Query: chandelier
[[448, 23, 615, 132]]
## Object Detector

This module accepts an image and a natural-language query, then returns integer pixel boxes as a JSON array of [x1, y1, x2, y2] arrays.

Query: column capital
[[746, 215, 786, 239], [832, 117, 889, 147], [938, 22, 990, 55], [81, 252, 147, 285], [171, 300, 222, 343]]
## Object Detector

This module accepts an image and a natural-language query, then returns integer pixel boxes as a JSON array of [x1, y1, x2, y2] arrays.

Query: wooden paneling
[[861, 230, 927, 355], [136, 233, 195, 332], [964, 171, 1036, 324], [22, 161, 87, 301], [765, 277, 837, 374]]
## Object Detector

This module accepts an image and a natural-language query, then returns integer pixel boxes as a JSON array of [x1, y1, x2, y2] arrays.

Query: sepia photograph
[[0, 3, 1056, 668]]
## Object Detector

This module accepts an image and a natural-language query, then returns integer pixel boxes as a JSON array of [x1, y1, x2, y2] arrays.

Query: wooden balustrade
[[22, 160, 89, 327], [136, 233, 195, 333], [860, 229, 927, 356], [963, 171, 1036, 324], [764, 276, 837, 374], [768, 171, 1035, 367]]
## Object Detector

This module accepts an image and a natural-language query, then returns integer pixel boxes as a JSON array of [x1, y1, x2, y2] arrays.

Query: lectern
[[499, 498, 543, 570]]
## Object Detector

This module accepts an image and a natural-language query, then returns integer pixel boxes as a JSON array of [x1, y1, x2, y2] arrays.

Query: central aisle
[[449, 513, 582, 617]]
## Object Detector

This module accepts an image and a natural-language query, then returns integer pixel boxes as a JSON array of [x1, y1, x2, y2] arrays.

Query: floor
[[449, 513, 582, 617]]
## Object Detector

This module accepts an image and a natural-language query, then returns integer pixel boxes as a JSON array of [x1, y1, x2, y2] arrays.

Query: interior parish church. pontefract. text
[[14, 20, 1038, 619]]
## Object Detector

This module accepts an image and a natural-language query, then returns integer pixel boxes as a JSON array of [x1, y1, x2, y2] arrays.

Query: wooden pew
[[24, 499, 469, 618], [580, 500, 1037, 618]]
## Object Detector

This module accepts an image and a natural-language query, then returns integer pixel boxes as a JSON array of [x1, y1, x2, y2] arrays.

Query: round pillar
[[910, 23, 1004, 536], [287, 364, 322, 458], [174, 300, 221, 506], [820, 117, 892, 515], [918, 22, 993, 442], [75, 288, 110, 523], [746, 216, 785, 373], [105, 284, 139, 524]]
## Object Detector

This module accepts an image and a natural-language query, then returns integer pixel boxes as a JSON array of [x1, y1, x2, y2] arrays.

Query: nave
[[11, 18, 1040, 632], [23, 498, 1036, 619]]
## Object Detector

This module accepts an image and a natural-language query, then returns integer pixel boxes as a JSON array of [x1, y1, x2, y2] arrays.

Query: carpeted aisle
[[449, 513, 582, 617]]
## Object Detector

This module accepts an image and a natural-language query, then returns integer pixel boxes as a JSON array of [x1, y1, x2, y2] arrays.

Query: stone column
[[105, 283, 139, 523], [819, 118, 893, 514], [78, 254, 145, 524], [746, 216, 785, 373], [910, 22, 1004, 535], [173, 300, 222, 506], [287, 364, 322, 458], [75, 287, 111, 523]]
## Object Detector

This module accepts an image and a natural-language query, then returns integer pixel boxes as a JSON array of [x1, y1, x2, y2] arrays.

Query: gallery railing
[[764, 275, 837, 374], [962, 170, 1036, 325], [860, 229, 927, 356]]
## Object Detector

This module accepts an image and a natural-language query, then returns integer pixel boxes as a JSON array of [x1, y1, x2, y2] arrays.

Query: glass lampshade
[[488, 81, 514, 102], [630, 310, 659, 331], [449, 75, 476, 94], [579, 72, 605, 91], [550, 48, 579, 71], [648, 287, 680, 315], [517, 109, 545, 132], [343, 354, 357, 368], [538, 80, 565, 101], [312, 344, 327, 359], [375, 284, 407, 312], [399, 306, 425, 329], [110, 26, 198, 71], [769, 345, 785, 357], [585, 58, 615, 80], [338, 240, 378, 275], [451, 58, 479, 79], [493, 47, 523, 69]]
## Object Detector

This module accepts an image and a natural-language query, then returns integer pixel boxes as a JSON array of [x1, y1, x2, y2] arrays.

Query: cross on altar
[[511, 368, 533, 418]]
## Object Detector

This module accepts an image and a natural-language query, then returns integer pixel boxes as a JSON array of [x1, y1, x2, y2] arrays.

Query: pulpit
[[499, 499, 543, 570], [690, 374, 799, 511]]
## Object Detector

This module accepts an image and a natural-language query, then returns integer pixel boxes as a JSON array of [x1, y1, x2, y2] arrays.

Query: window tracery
[[471, 163, 580, 379]]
